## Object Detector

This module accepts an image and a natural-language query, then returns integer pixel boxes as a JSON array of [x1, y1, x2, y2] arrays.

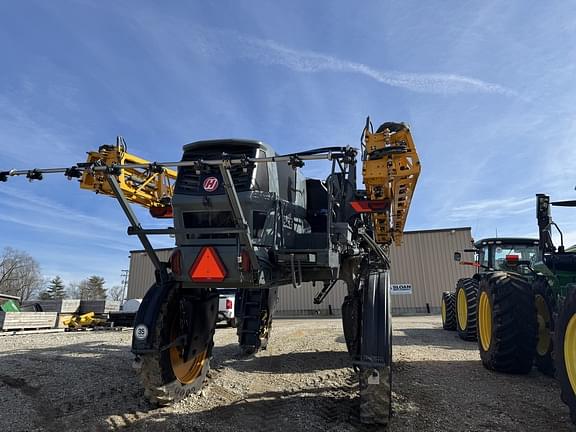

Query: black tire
[[227, 317, 237, 328], [359, 271, 392, 426], [477, 272, 537, 374], [455, 278, 478, 341], [441, 291, 456, 331], [240, 345, 257, 355], [532, 277, 556, 376], [342, 293, 361, 357], [376, 122, 406, 133], [137, 288, 217, 405], [236, 288, 277, 354], [555, 284, 576, 424]]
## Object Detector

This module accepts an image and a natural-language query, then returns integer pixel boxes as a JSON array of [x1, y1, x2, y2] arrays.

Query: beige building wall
[[127, 249, 172, 299], [388, 228, 475, 314], [127, 227, 475, 315]]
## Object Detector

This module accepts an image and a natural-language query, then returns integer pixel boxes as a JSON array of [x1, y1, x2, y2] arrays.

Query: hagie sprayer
[[0, 118, 420, 426]]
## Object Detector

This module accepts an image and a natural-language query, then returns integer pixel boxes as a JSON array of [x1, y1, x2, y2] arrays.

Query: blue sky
[[1, 1, 576, 288]]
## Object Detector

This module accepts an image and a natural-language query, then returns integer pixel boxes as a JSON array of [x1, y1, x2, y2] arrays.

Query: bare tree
[[67, 281, 81, 299], [107, 285, 125, 301], [0, 247, 43, 300]]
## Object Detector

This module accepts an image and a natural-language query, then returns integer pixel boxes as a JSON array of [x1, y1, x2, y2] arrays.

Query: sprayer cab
[[169, 139, 316, 288]]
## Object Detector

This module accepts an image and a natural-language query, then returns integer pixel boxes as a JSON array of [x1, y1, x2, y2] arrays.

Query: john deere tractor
[[467, 194, 576, 423], [532, 194, 576, 421], [441, 237, 540, 349]]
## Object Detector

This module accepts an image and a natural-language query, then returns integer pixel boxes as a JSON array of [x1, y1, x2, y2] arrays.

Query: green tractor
[[533, 194, 576, 421], [441, 237, 540, 349], [471, 194, 576, 423]]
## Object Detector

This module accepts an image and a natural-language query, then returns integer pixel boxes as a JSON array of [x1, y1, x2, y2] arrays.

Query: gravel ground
[[0, 316, 573, 432]]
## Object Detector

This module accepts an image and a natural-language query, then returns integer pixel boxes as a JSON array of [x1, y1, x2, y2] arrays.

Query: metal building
[[127, 227, 474, 315]]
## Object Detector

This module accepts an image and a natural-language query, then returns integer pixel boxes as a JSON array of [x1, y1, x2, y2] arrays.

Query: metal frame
[[218, 162, 259, 271]]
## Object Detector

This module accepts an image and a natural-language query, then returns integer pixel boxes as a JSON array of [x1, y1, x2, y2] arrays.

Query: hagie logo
[[203, 176, 219, 192]]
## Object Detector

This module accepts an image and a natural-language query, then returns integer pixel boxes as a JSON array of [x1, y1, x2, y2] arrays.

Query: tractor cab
[[455, 237, 540, 275], [476, 238, 540, 274]]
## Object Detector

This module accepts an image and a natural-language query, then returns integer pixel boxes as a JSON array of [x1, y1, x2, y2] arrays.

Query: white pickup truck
[[217, 288, 236, 327]]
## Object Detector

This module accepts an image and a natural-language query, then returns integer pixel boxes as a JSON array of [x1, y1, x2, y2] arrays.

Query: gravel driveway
[[0, 316, 572, 431]]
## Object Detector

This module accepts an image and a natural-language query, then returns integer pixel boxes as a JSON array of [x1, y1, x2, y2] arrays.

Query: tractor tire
[[477, 272, 537, 374], [455, 278, 478, 341], [342, 293, 361, 357], [235, 288, 278, 354], [441, 291, 456, 331], [555, 284, 576, 424], [137, 288, 217, 406], [359, 271, 392, 426], [376, 122, 406, 133], [532, 277, 556, 376]]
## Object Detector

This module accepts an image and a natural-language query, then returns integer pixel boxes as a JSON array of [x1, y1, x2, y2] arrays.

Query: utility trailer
[[0, 118, 420, 426]]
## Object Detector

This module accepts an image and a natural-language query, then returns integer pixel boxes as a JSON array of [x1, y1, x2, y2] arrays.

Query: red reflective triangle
[[189, 247, 227, 282]]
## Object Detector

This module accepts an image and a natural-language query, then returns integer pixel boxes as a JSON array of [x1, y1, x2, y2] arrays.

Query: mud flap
[[132, 280, 178, 354], [359, 270, 392, 425]]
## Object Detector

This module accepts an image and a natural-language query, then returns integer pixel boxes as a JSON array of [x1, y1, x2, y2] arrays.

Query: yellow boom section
[[79, 142, 177, 211], [362, 122, 421, 246]]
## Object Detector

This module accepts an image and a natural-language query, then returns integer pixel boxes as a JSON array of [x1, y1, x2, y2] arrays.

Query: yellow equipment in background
[[362, 121, 421, 246], [79, 138, 177, 217], [63, 312, 107, 329]]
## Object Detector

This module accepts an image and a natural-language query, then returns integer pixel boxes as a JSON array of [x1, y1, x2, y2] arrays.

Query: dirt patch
[[0, 317, 572, 431]]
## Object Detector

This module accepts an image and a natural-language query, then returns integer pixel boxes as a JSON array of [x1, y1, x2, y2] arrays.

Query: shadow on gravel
[[336, 326, 480, 352], [393, 327, 480, 350], [220, 350, 351, 374]]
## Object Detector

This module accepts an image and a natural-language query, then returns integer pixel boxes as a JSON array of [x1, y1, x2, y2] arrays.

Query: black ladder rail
[[218, 161, 260, 272], [105, 174, 169, 284]]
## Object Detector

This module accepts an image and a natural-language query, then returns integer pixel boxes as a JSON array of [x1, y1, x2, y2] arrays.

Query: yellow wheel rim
[[170, 346, 208, 384], [535, 294, 551, 356], [478, 291, 492, 351], [457, 288, 468, 331], [441, 299, 447, 324], [169, 321, 208, 384], [564, 314, 576, 394]]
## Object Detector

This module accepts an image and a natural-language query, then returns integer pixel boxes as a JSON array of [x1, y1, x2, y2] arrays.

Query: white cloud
[[0, 185, 126, 234], [0, 184, 142, 253], [448, 197, 534, 221], [136, 19, 517, 96]]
